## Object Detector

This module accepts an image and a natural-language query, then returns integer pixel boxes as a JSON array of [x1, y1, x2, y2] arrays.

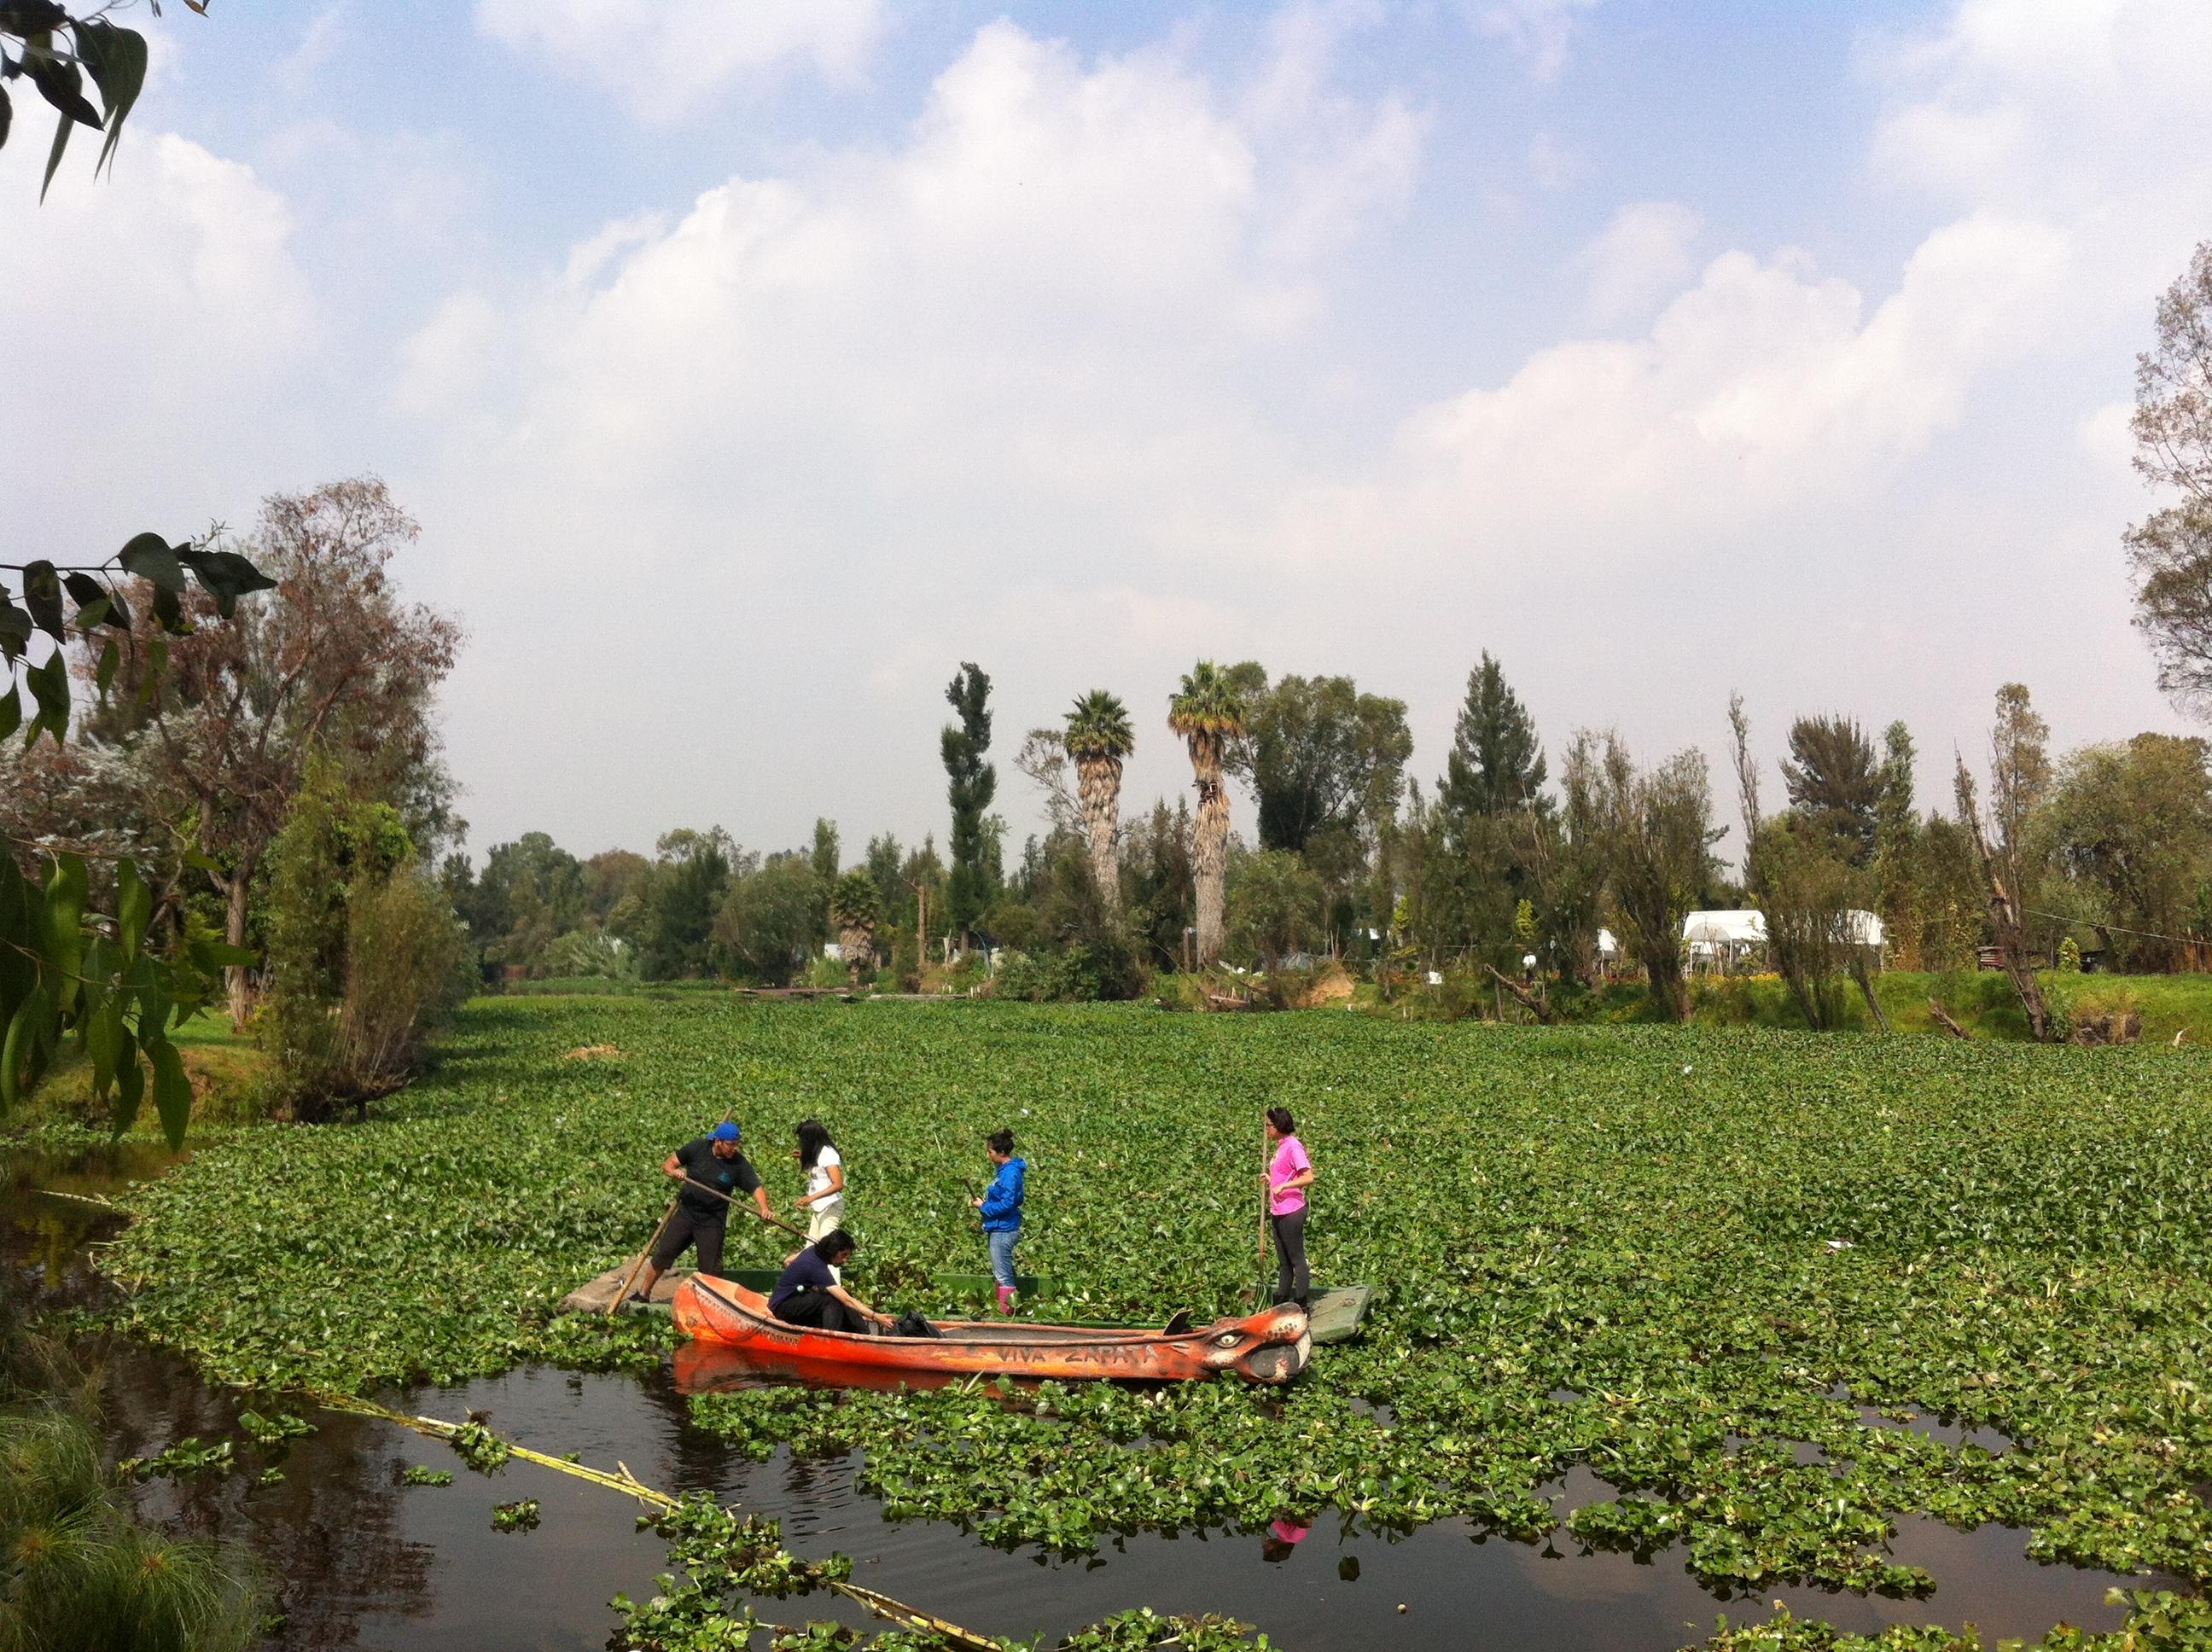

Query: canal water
[[0, 1144, 2162, 1652]]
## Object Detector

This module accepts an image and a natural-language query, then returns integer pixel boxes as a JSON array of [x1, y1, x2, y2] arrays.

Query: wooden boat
[[670, 1275, 1312, 1385]]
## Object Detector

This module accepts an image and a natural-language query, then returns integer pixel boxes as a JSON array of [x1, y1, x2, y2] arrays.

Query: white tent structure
[[1680, 909, 1887, 974], [1682, 910, 1767, 973]]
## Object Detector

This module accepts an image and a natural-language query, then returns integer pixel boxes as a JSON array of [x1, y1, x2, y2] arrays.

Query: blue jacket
[[978, 1157, 1026, 1232]]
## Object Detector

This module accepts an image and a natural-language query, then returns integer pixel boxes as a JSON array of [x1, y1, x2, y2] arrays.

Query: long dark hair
[[814, 1227, 856, 1264], [1266, 1107, 1295, 1137], [797, 1119, 835, 1169]]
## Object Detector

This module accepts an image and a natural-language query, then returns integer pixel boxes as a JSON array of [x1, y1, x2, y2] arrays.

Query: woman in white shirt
[[794, 1119, 845, 1241]]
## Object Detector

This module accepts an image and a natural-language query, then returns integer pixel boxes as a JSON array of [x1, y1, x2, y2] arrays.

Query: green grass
[[1670, 971, 2212, 1044], [99, 996, 2212, 1648]]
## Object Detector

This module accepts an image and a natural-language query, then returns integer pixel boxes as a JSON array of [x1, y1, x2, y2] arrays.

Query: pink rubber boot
[[995, 1284, 1016, 1316]]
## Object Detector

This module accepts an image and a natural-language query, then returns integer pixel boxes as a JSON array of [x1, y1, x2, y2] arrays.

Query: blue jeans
[[987, 1228, 1018, 1288]]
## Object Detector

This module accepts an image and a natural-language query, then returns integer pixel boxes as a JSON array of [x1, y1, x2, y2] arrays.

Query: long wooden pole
[[605, 1197, 680, 1317], [678, 1174, 812, 1242], [1260, 1124, 1273, 1301]]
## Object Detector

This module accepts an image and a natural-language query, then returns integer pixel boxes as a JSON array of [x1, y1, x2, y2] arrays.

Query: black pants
[[773, 1290, 867, 1335], [651, 1208, 725, 1276], [1271, 1208, 1309, 1306]]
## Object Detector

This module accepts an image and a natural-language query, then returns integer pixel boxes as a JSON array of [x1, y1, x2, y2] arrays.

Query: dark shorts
[[651, 1207, 725, 1276]]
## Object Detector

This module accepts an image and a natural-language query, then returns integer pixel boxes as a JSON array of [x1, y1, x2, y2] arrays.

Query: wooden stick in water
[[605, 1196, 680, 1318]]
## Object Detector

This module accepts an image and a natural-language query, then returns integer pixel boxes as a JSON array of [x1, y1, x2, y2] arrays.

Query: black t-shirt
[[674, 1138, 762, 1219], [769, 1247, 835, 1310]]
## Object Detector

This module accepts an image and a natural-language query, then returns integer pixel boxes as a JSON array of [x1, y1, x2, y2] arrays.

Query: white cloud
[[1468, 0, 1604, 80], [1577, 201, 1703, 323], [3, 134, 321, 548], [395, 18, 1425, 849], [475, 0, 887, 119], [1871, 0, 2212, 304]]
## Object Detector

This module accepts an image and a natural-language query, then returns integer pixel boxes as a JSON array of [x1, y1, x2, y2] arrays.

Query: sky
[[6, 0, 2209, 866]]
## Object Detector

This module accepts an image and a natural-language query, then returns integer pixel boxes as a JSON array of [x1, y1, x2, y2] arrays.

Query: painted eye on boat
[[1214, 1332, 1243, 1349]]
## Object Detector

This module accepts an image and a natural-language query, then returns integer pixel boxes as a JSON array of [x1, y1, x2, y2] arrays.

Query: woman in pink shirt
[[1265, 1107, 1314, 1308]]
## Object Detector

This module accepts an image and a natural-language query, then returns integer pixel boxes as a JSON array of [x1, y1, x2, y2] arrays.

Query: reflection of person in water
[[1260, 1515, 1311, 1563]]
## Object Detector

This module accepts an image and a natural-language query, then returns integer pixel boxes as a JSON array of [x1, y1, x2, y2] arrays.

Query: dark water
[[0, 1146, 2162, 1651]]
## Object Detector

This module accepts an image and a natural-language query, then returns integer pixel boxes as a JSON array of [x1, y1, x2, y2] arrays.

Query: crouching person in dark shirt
[[769, 1229, 894, 1335]]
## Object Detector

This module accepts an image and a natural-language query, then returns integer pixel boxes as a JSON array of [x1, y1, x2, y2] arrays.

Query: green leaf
[[25, 653, 70, 748], [63, 571, 113, 631], [28, 44, 102, 130], [74, 20, 147, 178], [32, 64, 82, 202], [96, 637, 119, 699], [1, 985, 50, 1113], [0, 684, 19, 742], [190, 939, 257, 969], [182, 846, 224, 875], [177, 548, 276, 619], [1, 83, 13, 154], [112, 1035, 145, 1135], [148, 1036, 192, 1149], [0, 596, 31, 658], [44, 853, 88, 1014], [117, 532, 186, 593], [150, 582, 185, 633], [21, 561, 64, 639], [87, 993, 125, 1097], [118, 858, 152, 963]]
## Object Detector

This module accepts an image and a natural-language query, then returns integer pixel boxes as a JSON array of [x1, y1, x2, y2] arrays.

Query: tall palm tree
[[1167, 662, 1248, 968], [829, 870, 883, 987], [1064, 689, 1134, 918]]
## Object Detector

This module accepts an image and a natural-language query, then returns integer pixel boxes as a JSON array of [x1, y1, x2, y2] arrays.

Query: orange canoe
[[670, 1276, 1312, 1385]]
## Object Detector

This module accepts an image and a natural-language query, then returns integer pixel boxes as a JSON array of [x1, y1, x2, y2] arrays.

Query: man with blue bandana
[[629, 1120, 771, 1302]]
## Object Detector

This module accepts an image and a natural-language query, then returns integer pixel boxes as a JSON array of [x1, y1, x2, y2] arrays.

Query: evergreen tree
[[1780, 713, 1881, 864], [1440, 653, 1548, 831], [941, 662, 998, 939]]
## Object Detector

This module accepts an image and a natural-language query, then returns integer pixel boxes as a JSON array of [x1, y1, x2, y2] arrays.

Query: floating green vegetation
[[98, 997, 2212, 1639], [400, 1463, 454, 1486], [490, 1498, 541, 1533]]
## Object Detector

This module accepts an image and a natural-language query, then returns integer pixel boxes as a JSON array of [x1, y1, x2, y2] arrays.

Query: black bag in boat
[[892, 1311, 941, 1340]]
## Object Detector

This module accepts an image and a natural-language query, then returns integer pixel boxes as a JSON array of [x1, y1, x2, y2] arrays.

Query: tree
[[1064, 689, 1134, 918], [1167, 662, 1249, 969], [864, 833, 905, 926], [1123, 797, 1195, 970], [1440, 653, 1547, 828], [96, 480, 462, 1026], [1227, 669, 1411, 856], [1989, 682, 2053, 955], [829, 869, 883, 986], [1013, 730, 1084, 840], [1780, 713, 1880, 864], [463, 831, 585, 974], [583, 848, 653, 945], [262, 756, 466, 1116], [1225, 848, 1325, 971], [2044, 733, 2212, 970], [1872, 720, 1920, 966], [1954, 759, 2055, 1041], [941, 662, 998, 939], [643, 829, 733, 980], [1572, 731, 1717, 1022], [809, 817, 840, 946], [714, 857, 820, 986], [2128, 241, 2212, 713]]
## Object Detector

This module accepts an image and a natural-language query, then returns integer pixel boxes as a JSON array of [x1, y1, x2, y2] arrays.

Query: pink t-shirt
[[1269, 1137, 1311, 1216]]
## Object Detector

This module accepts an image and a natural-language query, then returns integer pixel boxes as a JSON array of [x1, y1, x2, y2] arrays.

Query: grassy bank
[[95, 994, 2212, 1647]]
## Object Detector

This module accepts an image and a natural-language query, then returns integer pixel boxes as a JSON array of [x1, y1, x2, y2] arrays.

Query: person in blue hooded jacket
[[969, 1128, 1026, 1315]]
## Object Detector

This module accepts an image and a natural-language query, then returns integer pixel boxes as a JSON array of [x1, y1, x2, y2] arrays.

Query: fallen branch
[[1482, 963, 1558, 1026], [1926, 999, 1970, 1040]]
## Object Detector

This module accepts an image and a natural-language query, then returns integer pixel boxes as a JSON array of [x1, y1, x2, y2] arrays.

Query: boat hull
[[671, 1277, 1311, 1385]]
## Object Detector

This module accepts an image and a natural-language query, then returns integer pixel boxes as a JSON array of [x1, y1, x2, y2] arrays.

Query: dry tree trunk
[[1926, 999, 1970, 1039], [1191, 746, 1229, 969], [1075, 753, 1123, 918], [1954, 759, 2054, 1042]]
